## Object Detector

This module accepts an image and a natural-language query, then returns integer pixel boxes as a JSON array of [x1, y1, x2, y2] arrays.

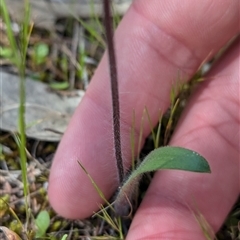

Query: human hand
[[48, 0, 240, 239]]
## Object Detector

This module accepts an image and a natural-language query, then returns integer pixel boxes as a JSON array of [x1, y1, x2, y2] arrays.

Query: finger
[[127, 36, 240, 240], [48, 0, 239, 219]]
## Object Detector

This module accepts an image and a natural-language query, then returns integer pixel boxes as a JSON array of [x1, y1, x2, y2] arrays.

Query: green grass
[[1, 0, 31, 238]]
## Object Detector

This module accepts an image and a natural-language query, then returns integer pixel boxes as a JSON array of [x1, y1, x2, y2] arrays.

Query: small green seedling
[[35, 210, 50, 238], [0, 46, 13, 58], [33, 43, 49, 65], [61, 234, 68, 240], [103, 0, 211, 217]]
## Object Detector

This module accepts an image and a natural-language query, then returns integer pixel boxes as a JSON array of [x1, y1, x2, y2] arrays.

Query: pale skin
[[48, 0, 240, 239]]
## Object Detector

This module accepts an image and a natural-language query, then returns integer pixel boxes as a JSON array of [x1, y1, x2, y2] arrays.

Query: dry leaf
[[0, 71, 84, 141], [0, 227, 21, 240]]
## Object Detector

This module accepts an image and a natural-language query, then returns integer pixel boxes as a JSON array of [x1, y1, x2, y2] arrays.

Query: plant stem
[[103, 0, 124, 184]]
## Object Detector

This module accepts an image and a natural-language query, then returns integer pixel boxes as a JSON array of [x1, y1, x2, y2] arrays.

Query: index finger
[[48, 0, 239, 219]]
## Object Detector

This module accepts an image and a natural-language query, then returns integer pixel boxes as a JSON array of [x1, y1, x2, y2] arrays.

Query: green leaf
[[131, 146, 210, 179], [49, 81, 69, 90], [0, 46, 13, 58], [114, 146, 211, 216], [35, 210, 50, 237], [34, 43, 49, 65], [61, 234, 68, 240]]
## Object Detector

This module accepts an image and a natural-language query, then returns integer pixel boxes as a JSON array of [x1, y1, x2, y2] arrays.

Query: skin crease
[[48, 0, 240, 239]]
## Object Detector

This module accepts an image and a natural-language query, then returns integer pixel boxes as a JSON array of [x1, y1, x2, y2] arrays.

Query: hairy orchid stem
[[103, 0, 124, 184]]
